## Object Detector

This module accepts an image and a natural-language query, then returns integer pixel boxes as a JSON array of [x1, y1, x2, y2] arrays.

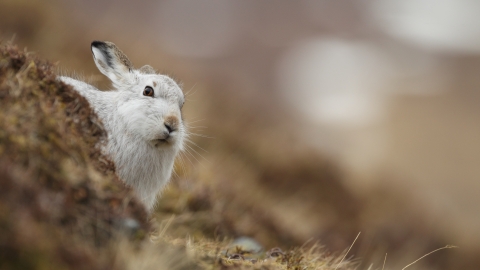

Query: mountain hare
[[59, 41, 186, 212]]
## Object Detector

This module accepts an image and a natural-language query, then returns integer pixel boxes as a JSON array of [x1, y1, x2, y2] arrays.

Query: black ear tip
[[91, 41, 106, 48]]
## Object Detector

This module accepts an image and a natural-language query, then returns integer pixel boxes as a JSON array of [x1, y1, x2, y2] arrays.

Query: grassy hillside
[[0, 42, 358, 269]]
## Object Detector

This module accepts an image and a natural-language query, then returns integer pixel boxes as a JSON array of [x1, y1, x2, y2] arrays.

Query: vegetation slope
[[0, 43, 356, 270]]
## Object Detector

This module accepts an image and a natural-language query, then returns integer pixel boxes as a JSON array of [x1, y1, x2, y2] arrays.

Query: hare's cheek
[[117, 104, 151, 136]]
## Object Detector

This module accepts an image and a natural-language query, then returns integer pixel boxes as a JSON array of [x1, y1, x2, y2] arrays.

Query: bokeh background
[[2, 0, 480, 269]]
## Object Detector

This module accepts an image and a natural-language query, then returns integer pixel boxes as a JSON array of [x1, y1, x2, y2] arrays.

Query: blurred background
[[2, 0, 480, 269]]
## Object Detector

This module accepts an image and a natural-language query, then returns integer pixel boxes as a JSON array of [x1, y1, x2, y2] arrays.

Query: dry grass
[[148, 236, 356, 270]]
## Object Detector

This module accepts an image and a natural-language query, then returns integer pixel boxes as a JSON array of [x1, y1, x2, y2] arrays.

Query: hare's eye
[[143, 86, 154, 97]]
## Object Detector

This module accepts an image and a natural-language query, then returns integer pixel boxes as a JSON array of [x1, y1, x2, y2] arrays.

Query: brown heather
[[0, 42, 148, 269]]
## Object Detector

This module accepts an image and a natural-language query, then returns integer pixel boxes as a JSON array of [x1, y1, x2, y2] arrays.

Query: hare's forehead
[[141, 74, 176, 87], [142, 75, 182, 92]]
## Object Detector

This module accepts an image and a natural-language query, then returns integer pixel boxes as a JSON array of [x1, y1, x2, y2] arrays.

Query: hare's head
[[91, 41, 185, 151]]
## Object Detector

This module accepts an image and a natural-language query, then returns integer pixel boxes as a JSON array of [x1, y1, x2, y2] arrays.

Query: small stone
[[228, 236, 264, 254]]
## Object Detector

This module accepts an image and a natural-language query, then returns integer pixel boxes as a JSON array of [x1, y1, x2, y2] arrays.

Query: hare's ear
[[91, 41, 133, 83], [139, 65, 157, 74]]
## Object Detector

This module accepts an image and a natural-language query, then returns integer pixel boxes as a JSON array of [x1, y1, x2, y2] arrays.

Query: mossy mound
[[0, 43, 148, 269]]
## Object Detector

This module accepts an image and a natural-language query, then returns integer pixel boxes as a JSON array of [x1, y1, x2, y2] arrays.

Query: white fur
[[59, 41, 185, 212]]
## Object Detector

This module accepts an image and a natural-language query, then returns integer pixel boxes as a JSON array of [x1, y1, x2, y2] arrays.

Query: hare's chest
[[109, 141, 173, 180]]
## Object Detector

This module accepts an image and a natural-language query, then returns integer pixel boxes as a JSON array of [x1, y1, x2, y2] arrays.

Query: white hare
[[59, 41, 186, 212]]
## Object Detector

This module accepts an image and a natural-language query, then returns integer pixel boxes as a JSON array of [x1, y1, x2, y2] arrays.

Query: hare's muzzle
[[152, 122, 179, 147]]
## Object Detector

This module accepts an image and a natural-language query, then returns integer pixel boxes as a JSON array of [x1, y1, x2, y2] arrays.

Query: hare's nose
[[164, 123, 174, 133], [164, 115, 179, 133]]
